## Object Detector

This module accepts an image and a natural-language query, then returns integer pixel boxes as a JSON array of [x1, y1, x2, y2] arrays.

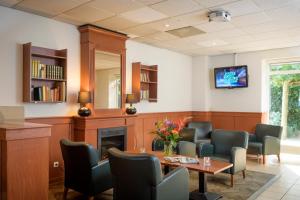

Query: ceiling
[[2, 0, 300, 56]]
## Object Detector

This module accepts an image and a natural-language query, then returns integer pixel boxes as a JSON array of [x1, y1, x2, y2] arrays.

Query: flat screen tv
[[214, 65, 248, 89]]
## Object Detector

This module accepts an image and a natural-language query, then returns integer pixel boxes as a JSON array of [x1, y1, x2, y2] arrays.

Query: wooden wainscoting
[[134, 111, 266, 150], [26, 116, 73, 183], [192, 111, 266, 133], [212, 112, 266, 133]]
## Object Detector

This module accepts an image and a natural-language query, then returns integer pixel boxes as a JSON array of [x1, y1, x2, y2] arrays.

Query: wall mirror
[[94, 51, 121, 109], [79, 25, 127, 116]]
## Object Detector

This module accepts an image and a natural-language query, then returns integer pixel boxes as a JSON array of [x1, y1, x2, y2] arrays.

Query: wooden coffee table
[[129, 151, 233, 200]]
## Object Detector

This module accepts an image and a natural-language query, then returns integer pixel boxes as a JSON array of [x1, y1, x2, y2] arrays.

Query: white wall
[[0, 6, 194, 117], [192, 46, 300, 113], [0, 6, 81, 117], [126, 40, 193, 113], [208, 53, 262, 112], [192, 56, 210, 111]]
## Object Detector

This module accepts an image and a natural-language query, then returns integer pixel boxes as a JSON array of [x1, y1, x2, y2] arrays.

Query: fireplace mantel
[[73, 114, 137, 150]]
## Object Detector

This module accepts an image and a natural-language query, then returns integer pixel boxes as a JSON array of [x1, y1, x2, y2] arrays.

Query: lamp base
[[78, 107, 91, 117], [126, 106, 137, 115]]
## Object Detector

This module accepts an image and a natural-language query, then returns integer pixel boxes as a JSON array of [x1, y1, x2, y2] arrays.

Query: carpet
[[49, 170, 278, 200]]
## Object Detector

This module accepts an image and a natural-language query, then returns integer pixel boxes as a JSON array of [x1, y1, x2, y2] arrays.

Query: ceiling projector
[[208, 10, 231, 22]]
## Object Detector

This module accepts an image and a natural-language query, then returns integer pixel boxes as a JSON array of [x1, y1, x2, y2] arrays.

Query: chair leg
[[263, 155, 266, 164], [277, 154, 281, 163], [63, 187, 69, 200], [242, 170, 246, 179], [231, 175, 234, 187]]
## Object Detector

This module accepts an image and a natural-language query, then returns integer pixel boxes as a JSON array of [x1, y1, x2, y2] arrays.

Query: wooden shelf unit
[[23, 43, 67, 103], [132, 62, 158, 102]]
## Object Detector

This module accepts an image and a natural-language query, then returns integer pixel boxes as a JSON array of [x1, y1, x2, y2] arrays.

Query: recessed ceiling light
[[165, 24, 170, 27]]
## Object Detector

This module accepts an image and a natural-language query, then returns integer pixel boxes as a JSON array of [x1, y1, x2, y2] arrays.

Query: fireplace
[[98, 126, 127, 160]]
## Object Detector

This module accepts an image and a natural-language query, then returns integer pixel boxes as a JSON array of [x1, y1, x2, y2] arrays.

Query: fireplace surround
[[98, 126, 127, 159]]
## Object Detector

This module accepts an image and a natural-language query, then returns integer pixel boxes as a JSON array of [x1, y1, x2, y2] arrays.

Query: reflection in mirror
[[94, 50, 121, 109]]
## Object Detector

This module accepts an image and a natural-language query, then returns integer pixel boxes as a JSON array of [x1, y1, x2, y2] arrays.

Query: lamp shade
[[78, 91, 91, 104], [126, 94, 137, 104]]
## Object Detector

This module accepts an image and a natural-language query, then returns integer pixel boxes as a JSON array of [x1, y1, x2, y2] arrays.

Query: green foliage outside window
[[269, 63, 300, 138]]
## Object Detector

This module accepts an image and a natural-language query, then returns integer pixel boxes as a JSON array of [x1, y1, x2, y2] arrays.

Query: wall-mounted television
[[214, 65, 248, 89]]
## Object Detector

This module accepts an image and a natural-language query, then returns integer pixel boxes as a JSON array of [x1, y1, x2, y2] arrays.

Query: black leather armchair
[[108, 147, 190, 200], [60, 139, 112, 200], [248, 124, 283, 164], [186, 121, 212, 144], [198, 130, 249, 186], [152, 137, 165, 151]]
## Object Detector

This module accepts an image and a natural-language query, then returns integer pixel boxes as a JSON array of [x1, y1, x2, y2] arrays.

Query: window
[[269, 62, 300, 140]]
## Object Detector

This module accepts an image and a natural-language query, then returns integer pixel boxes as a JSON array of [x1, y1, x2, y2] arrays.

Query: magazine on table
[[164, 156, 199, 164]]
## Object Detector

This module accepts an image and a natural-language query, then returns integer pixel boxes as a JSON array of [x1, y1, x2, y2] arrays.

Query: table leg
[[189, 172, 223, 200], [198, 172, 207, 193], [164, 165, 170, 174]]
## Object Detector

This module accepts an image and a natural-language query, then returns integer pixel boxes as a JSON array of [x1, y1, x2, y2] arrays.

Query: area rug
[[49, 170, 278, 200]]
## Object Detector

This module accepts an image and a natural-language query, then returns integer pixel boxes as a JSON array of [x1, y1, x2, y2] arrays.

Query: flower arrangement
[[151, 119, 185, 156]]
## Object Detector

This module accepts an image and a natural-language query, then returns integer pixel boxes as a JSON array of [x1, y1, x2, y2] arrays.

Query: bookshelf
[[23, 43, 67, 103], [132, 62, 157, 102]]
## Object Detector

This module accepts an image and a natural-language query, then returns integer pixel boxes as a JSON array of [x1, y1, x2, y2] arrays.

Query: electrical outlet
[[53, 161, 59, 168]]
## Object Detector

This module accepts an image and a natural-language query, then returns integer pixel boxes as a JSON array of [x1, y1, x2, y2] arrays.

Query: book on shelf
[[31, 60, 64, 80], [140, 72, 149, 82], [140, 90, 149, 100], [32, 82, 66, 102]]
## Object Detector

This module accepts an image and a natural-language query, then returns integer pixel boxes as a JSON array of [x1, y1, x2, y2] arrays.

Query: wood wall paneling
[[5, 138, 49, 200], [210, 112, 265, 133], [192, 111, 212, 122], [26, 117, 73, 183], [125, 117, 136, 151], [134, 117, 144, 150], [83, 129, 98, 148], [142, 117, 159, 151]]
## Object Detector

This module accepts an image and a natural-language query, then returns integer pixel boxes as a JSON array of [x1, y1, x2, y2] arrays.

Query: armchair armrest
[[197, 143, 214, 157], [155, 166, 189, 200], [248, 134, 257, 142], [91, 159, 112, 191], [230, 147, 247, 174], [263, 136, 281, 155]]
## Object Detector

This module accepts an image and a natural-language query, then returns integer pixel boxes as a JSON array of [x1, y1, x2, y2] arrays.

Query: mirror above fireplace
[[94, 51, 121, 109], [79, 25, 128, 116]]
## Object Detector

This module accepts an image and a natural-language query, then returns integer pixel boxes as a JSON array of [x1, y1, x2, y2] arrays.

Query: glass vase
[[164, 142, 174, 156]]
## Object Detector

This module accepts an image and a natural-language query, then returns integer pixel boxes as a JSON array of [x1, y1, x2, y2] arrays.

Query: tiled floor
[[247, 153, 300, 200]]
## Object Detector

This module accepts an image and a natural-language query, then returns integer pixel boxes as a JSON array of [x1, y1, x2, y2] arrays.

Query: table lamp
[[126, 94, 137, 115], [78, 91, 91, 117]]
